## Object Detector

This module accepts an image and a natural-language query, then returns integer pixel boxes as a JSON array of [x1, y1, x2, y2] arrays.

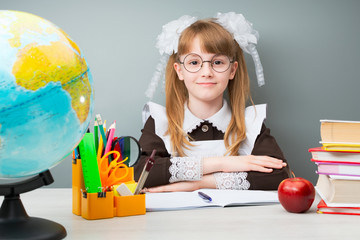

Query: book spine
[[316, 171, 360, 178], [317, 210, 360, 216], [316, 161, 360, 166], [312, 159, 360, 165]]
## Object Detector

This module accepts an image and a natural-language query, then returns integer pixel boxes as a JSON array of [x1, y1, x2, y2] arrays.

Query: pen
[[94, 119, 99, 154], [198, 191, 212, 202], [134, 149, 156, 195], [97, 121, 106, 162], [95, 114, 107, 149], [104, 121, 116, 163], [73, 146, 80, 160]]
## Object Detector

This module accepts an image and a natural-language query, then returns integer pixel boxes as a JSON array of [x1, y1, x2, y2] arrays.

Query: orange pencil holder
[[114, 194, 146, 217], [72, 156, 145, 220], [81, 191, 114, 220], [72, 158, 84, 216]]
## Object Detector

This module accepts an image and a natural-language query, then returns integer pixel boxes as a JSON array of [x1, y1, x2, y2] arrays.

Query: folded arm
[[135, 117, 290, 192]]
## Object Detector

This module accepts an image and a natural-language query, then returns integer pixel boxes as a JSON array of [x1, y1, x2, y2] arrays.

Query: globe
[[0, 10, 94, 178]]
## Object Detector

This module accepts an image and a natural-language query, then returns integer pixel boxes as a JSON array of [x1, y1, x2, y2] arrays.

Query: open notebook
[[145, 189, 279, 211]]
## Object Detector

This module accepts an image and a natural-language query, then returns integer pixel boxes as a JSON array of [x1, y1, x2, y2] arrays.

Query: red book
[[309, 147, 360, 164], [317, 199, 360, 215]]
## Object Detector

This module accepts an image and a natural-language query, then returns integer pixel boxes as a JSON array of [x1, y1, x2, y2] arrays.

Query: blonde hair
[[165, 19, 252, 157]]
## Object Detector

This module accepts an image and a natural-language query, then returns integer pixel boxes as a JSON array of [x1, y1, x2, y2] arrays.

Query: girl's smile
[[196, 81, 216, 86]]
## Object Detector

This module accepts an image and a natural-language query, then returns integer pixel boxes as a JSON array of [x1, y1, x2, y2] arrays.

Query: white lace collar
[[183, 100, 231, 134], [143, 101, 267, 155]]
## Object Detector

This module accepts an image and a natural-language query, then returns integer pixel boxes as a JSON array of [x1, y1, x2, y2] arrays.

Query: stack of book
[[309, 119, 360, 215]]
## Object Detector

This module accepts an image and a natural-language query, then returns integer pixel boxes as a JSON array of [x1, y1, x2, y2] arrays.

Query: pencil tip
[[110, 121, 116, 129]]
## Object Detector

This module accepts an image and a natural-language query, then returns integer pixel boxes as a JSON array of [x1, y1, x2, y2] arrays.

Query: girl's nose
[[200, 61, 214, 77]]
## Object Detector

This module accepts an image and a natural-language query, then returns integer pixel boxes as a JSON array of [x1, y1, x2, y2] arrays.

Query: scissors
[[111, 136, 141, 167], [98, 150, 129, 189]]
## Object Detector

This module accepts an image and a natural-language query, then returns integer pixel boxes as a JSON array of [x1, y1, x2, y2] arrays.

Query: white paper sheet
[[145, 189, 279, 211]]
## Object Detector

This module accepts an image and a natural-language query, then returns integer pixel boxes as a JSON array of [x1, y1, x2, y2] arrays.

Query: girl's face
[[174, 37, 238, 106]]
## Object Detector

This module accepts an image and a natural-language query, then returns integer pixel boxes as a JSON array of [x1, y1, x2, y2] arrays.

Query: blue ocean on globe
[[0, 10, 94, 178]]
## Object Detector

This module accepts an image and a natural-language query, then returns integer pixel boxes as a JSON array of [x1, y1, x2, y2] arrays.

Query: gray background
[[1, 0, 360, 187]]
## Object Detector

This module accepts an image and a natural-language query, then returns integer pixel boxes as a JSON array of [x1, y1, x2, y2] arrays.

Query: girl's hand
[[145, 175, 216, 193], [221, 155, 286, 173], [203, 155, 287, 174]]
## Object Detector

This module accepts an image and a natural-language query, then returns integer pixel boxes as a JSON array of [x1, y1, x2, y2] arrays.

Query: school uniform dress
[[134, 101, 290, 190]]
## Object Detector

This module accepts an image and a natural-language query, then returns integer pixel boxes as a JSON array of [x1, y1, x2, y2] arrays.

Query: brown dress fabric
[[134, 116, 290, 190]]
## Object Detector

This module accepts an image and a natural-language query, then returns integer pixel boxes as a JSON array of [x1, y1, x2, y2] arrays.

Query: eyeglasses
[[179, 53, 235, 73]]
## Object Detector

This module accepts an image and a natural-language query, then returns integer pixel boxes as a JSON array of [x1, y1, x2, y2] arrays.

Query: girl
[[134, 12, 290, 192]]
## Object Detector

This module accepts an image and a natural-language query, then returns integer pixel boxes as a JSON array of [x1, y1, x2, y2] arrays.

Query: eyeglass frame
[[178, 53, 235, 73]]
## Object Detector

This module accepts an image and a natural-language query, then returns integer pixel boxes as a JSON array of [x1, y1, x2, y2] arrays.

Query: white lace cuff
[[169, 157, 203, 183], [214, 172, 250, 190]]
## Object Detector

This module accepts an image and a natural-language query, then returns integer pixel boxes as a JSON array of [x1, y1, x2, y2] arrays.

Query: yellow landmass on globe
[[12, 41, 91, 124], [6, 11, 80, 55], [62, 72, 92, 124], [58, 28, 81, 56], [2, 11, 92, 124], [7, 11, 47, 49]]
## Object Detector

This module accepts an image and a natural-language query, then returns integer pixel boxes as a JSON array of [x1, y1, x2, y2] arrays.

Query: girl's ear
[[174, 62, 184, 80], [229, 61, 238, 80]]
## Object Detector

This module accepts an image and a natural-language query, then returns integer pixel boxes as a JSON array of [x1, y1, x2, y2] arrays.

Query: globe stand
[[0, 170, 67, 240]]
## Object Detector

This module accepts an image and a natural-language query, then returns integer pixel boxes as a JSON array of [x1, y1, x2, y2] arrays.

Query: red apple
[[278, 177, 315, 213]]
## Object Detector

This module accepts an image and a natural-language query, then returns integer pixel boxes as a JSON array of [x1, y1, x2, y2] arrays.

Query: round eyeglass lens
[[211, 54, 231, 73], [183, 53, 202, 72]]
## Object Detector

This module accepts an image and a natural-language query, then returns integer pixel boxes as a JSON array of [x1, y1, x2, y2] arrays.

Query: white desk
[[2, 188, 360, 240]]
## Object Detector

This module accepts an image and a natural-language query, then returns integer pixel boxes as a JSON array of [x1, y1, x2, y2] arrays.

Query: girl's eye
[[189, 60, 200, 65], [212, 55, 229, 65], [213, 60, 224, 65]]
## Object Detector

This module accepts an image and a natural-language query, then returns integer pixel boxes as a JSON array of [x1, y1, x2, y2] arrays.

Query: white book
[[309, 147, 360, 163], [145, 189, 279, 212], [315, 174, 360, 207]]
